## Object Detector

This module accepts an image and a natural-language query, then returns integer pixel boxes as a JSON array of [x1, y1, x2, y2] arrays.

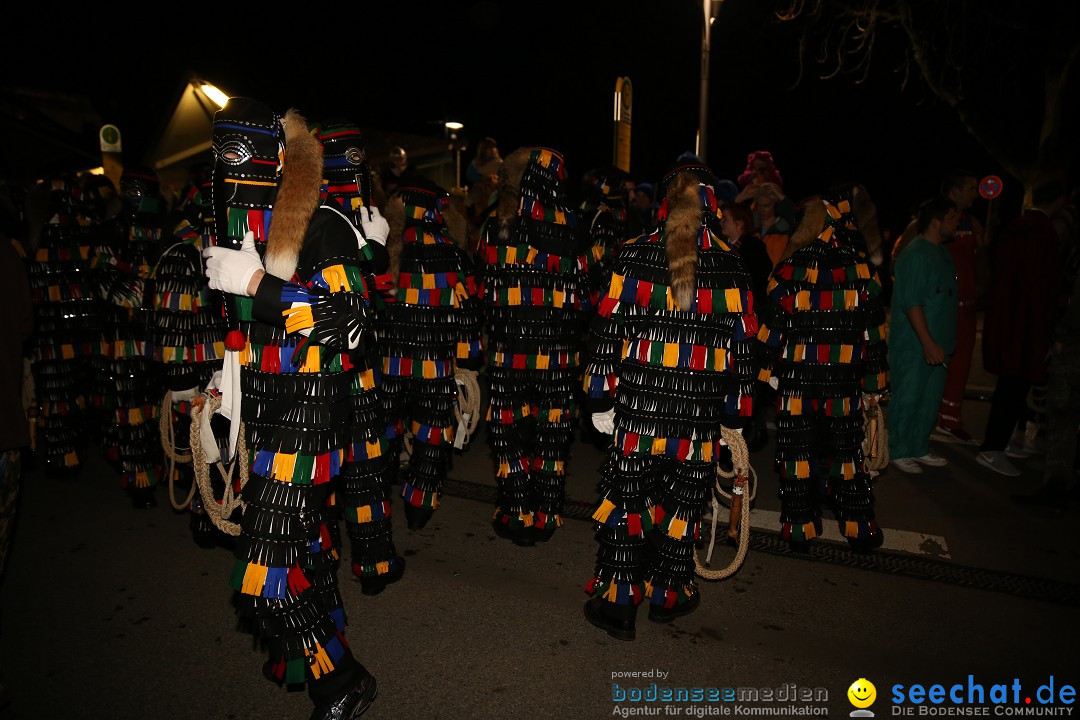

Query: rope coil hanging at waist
[[695, 425, 756, 581], [862, 395, 889, 472], [401, 368, 483, 457], [188, 392, 248, 536], [160, 390, 197, 512]]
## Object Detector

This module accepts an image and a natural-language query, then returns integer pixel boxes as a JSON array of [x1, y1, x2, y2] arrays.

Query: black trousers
[[980, 374, 1030, 452]]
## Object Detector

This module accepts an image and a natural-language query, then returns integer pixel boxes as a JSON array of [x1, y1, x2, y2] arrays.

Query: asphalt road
[[1, 384, 1077, 720]]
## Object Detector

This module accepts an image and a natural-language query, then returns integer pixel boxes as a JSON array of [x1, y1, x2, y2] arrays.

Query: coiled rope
[[188, 392, 248, 536], [454, 369, 482, 448], [695, 426, 757, 581], [152, 243, 207, 512], [160, 390, 196, 511], [862, 394, 889, 472], [401, 368, 482, 457]]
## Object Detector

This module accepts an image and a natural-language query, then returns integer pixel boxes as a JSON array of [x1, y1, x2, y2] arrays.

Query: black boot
[[491, 518, 535, 547], [584, 597, 638, 641], [847, 527, 885, 554], [130, 487, 157, 510], [190, 511, 218, 549], [358, 558, 406, 596], [308, 668, 378, 720], [403, 503, 433, 530], [648, 586, 701, 623]]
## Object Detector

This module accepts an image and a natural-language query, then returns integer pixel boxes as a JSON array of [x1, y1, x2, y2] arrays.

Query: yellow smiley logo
[[847, 678, 877, 709]]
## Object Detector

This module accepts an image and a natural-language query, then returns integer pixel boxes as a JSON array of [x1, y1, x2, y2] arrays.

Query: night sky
[[3, 1, 1010, 231]]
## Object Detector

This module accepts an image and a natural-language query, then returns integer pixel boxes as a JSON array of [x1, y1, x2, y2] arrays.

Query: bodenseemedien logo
[[849, 678, 877, 717]]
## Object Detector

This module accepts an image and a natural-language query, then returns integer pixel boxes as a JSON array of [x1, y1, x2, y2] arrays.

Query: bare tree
[[775, 0, 1078, 193]]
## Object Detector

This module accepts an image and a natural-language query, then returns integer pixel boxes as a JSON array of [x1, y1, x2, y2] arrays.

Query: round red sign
[[979, 175, 1003, 200]]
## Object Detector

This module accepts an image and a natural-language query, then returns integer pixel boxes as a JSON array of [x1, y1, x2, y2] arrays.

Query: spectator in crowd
[[887, 171, 985, 445], [466, 137, 502, 186], [977, 179, 1068, 476], [632, 182, 658, 234], [466, 137, 503, 239], [1013, 231, 1079, 511], [737, 150, 783, 189], [0, 226, 32, 711], [752, 183, 792, 268], [719, 201, 774, 452], [887, 197, 960, 473], [379, 145, 417, 198]]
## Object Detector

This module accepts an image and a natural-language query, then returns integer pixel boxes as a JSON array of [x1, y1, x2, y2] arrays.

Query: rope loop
[[188, 392, 248, 536], [862, 394, 889, 472], [695, 426, 756, 581]]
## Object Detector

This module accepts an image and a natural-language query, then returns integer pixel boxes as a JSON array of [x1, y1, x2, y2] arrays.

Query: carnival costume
[[315, 119, 404, 593], [380, 178, 483, 530], [579, 165, 631, 307], [89, 168, 170, 507], [25, 175, 104, 476], [578, 165, 632, 449], [477, 147, 590, 546], [155, 168, 228, 537], [756, 186, 889, 553], [582, 165, 757, 638], [203, 99, 378, 717]]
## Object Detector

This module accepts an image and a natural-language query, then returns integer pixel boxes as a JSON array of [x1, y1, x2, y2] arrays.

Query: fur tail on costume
[[663, 172, 701, 311], [264, 109, 323, 280]]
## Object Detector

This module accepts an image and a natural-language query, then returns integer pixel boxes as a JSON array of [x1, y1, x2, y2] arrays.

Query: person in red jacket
[[977, 179, 1068, 477]]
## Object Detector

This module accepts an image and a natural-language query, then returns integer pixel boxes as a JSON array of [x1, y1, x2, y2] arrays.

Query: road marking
[[708, 508, 952, 560]]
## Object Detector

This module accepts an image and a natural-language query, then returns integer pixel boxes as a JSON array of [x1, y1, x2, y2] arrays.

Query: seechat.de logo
[[849, 678, 878, 717]]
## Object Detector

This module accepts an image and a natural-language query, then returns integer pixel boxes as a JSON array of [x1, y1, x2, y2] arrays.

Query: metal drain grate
[[441, 478, 1080, 607]]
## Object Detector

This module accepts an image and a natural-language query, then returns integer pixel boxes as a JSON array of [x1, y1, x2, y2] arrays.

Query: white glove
[[203, 231, 263, 296], [360, 206, 390, 246], [592, 408, 615, 434]]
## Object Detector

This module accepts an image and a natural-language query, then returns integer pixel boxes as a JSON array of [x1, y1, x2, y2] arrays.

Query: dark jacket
[[0, 239, 32, 451], [982, 209, 1063, 382]]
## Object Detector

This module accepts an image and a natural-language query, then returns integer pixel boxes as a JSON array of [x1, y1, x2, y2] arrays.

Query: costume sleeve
[[586, 209, 621, 306], [582, 256, 632, 413], [861, 269, 889, 393], [724, 291, 760, 431], [454, 248, 485, 372], [754, 264, 794, 386], [251, 209, 372, 354]]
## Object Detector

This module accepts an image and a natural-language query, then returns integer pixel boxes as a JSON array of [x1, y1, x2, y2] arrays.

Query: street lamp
[[697, 0, 723, 161], [445, 121, 464, 189]]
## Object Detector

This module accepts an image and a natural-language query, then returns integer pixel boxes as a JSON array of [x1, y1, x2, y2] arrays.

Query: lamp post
[[696, 0, 723, 161], [445, 121, 464, 189]]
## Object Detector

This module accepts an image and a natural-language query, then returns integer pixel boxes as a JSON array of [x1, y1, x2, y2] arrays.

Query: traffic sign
[[979, 175, 1003, 200]]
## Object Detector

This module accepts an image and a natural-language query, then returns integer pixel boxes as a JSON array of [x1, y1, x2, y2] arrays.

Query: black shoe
[[130, 488, 157, 509], [403, 503, 433, 530], [190, 512, 218, 549], [534, 525, 557, 543], [648, 588, 701, 623], [847, 527, 885, 554], [584, 597, 638, 641], [788, 538, 811, 554], [309, 669, 378, 720], [359, 558, 406, 596], [491, 519, 535, 547]]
